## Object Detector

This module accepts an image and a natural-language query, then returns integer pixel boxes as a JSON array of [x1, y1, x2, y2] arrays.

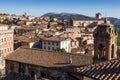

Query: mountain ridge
[[42, 12, 91, 19]]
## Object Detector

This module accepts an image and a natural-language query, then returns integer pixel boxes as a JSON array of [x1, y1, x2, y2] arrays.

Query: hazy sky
[[0, 0, 120, 18]]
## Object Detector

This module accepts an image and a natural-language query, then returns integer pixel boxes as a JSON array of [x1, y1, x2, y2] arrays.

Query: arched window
[[98, 44, 106, 59]]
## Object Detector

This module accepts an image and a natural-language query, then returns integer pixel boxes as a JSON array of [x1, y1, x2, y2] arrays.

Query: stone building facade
[[93, 19, 118, 60], [0, 24, 14, 69], [41, 36, 71, 52], [5, 47, 93, 80], [72, 13, 106, 27]]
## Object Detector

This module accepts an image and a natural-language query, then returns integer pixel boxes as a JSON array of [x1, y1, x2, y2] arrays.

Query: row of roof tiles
[[75, 59, 120, 80], [5, 47, 93, 68]]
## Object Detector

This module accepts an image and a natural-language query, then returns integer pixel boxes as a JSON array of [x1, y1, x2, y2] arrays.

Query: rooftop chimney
[[96, 13, 102, 19]]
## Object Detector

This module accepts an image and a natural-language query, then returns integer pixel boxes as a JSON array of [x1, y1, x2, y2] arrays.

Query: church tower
[[93, 19, 118, 60], [96, 13, 102, 19]]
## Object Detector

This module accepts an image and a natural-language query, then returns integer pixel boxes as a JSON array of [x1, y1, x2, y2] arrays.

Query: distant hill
[[0, 13, 9, 15], [42, 12, 120, 34], [108, 17, 120, 33], [42, 12, 91, 19]]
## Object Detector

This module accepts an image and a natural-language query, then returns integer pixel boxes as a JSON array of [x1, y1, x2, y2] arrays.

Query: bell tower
[[93, 19, 118, 60]]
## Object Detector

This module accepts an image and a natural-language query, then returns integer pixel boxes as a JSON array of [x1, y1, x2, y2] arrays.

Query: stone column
[[36, 68, 40, 78], [114, 44, 117, 58], [14, 62, 19, 73], [94, 41, 98, 59], [7, 62, 11, 73], [25, 64, 29, 75], [34, 74, 37, 80]]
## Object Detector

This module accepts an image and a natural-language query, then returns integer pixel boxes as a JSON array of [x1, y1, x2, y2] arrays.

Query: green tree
[[83, 40, 87, 45], [117, 35, 120, 46], [57, 48, 66, 53], [49, 16, 54, 22]]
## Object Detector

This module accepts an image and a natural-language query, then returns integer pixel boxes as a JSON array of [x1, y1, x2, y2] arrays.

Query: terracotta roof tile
[[0, 24, 8, 26], [73, 18, 105, 21], [75, 59, 120, 80], [42, 35, 67, 42], [5, 47, 93, 67]]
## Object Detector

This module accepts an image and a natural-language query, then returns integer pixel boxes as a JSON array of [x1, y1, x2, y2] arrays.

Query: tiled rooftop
[[14, 34, 39, 42], [73, 18, 105, 21], [42, 35, 67, 42], [0, 24, 8, 26], [75, 59, 120, 80], [5, 47, 93, 68]]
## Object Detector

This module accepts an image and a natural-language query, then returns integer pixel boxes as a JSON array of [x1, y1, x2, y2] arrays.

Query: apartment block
[[0, 24, 14, 68], [41, 35, 71, 52]]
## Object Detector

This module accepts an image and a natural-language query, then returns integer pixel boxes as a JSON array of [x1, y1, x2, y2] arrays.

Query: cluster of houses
[[0, 12, 119, 80], [13, 13, 106, 54]]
